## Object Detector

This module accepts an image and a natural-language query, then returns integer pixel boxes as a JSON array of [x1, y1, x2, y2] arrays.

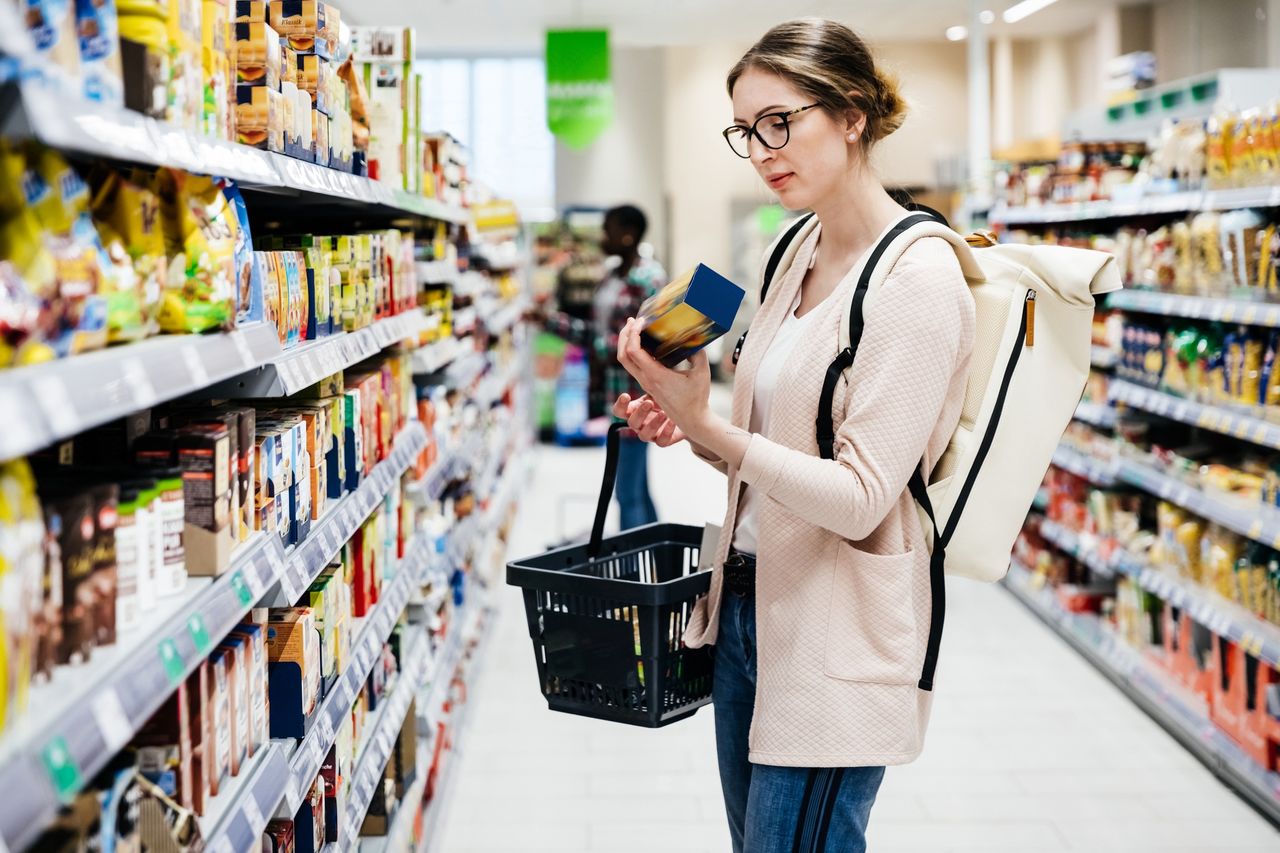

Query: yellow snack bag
[[156, 170, 238, 333], [89, 169, 166, 342]]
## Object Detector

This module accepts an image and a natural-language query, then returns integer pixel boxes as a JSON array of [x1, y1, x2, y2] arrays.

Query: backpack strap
[[814, 206, 953, 693], [731, 212, 817, 366]]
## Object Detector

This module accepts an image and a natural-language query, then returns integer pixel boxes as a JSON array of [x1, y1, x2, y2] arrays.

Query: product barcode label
[[310, 734, 326, 766], [121, 358, 157, 407]]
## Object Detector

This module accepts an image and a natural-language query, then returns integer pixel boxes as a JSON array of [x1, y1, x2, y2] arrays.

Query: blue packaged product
[[638, 263, 745, 368], [75, 0, 124, 104]]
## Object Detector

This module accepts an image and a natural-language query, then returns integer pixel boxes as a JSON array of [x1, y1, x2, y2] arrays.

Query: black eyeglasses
[[722, 104, 820, 159]]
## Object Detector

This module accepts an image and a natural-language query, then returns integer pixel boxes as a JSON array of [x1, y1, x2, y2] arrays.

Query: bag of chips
[[156, 170, 238, 333]]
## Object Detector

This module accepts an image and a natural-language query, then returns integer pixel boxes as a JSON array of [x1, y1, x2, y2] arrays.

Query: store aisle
[[438, 438, 1280, 853]]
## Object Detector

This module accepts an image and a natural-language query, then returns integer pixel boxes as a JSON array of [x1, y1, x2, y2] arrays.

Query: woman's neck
[[809, 168, 905, 267], [615, 252, 639, 277]]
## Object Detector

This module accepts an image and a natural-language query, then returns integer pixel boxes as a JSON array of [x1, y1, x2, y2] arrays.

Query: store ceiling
[[354, 0, 1135, 53]]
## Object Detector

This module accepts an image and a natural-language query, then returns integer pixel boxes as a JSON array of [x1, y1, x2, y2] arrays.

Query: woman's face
[[729, 68, 856, 211]]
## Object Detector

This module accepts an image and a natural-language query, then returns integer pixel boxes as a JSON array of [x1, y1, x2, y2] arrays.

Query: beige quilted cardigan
[[685, 221, 975, 767]]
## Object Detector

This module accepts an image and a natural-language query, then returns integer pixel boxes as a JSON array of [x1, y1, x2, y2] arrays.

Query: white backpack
[[737, 209, 1121, 690]]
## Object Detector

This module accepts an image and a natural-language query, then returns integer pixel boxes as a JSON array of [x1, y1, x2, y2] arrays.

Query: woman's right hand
[[613, 393, 688, 447]]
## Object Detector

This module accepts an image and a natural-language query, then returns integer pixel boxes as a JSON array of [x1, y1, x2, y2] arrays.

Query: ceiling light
[[980, 9, 996, 24], [1003, 0, 1060, 24], [946, 25, 968, 41]]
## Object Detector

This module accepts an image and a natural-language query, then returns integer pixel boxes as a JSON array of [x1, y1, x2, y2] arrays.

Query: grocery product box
[[208, 647, 233, 795], [359, 61, 407, 189], [230, 622, 269, 755], [266, 608, 321, 737], [296, 53, 329, 114], [314, 108, 330, 169], [177, 427, 235, 576], [217, 635, 250, 777], [638, 264, 746, 368], [236, 84, 286, 152], [235, 0, 267, 22], [269, 0, 329, 59], [134, 674, 197, 813], [234, 21, 281, 88], [76, 0, 125, 105]]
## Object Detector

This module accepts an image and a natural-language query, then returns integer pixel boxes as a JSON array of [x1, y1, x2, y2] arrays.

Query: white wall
[[1010, 37, 1073, 144], [1152, 0, 1269, 83], [554, 47, 669, 266], [871, 41, 969, 189]]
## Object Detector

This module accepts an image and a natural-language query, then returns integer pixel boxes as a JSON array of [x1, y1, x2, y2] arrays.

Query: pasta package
[[155, 170, 238, 333]]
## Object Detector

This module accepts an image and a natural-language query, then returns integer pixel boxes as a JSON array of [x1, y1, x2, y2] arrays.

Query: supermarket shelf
[[411, 337, 463, 376], [1116, 457, 1280, 550], [417, 260, 459, 286], [1034, 516, 1280, 671], [451, 307, 479, 337], [284, 543, 421, 814], [0, 311, 432, 463], [1091, 345, 1119, 369], [202, 742, 293, 853], [1108, 290, 1280, 328], [1038, 518, 1116, 578], [204, 312, 432, 398], [1, 79, 470, 225], [0, 323, 279, 463], [1051, 445, 1120, 488], [989, 185, 1280, 226], [340, 627, 433, 846], [1109, 379, 1280, 451], [1112, 551, 1280, 670], [482, 299, 528, 337], [1074, 399, 1118, 430], [266, 422, 428, 607], [444, 352, 487, 391], [1004, 561, 1280, 824], [361, 737, 430, 853], [0, 532, 286, 852], [474, 361, 521, 410]]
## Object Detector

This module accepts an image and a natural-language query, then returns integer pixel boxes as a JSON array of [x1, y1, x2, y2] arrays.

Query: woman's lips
[[767, 172, 794, 189]]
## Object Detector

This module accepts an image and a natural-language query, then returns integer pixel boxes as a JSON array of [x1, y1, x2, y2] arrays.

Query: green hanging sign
[[546, 29, 613, 149]]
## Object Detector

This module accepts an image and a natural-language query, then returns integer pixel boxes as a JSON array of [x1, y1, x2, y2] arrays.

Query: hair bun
[[873, 70, 907, 140]]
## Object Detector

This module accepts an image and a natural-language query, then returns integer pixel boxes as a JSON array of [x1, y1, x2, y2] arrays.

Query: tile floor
[[436, 432, 1280, 852]]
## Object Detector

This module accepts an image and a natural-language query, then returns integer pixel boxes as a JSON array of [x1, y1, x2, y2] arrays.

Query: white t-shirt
[[731, 277, 827, 556]]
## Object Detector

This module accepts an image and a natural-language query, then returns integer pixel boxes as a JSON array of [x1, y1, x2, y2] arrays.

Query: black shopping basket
[[506, 422, 715, 727]]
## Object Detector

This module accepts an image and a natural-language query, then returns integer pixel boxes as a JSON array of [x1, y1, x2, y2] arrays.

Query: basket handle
[[588, 422, 626, 559]]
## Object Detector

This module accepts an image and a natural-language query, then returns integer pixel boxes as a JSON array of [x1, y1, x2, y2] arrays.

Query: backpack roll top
[[920, 241, 1122, 582]]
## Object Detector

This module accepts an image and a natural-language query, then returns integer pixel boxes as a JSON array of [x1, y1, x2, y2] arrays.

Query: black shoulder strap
[[814, 211, 937, 459], [814, 205, 949, 693], [760, 212, 816, 305], [732, 212, 816, 366]]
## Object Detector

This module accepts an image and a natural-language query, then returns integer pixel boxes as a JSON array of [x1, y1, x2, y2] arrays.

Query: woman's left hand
[[617, 318, 713, 437]]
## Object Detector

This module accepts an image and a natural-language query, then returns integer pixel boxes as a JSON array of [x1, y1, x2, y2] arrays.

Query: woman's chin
[[771, 185, 810, 211]]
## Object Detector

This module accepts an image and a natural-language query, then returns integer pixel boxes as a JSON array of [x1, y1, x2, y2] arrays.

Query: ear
[[844, 94, 868, 139]]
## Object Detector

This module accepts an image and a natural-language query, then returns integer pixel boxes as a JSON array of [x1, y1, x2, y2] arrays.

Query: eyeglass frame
[[722, 103, 822, 159]]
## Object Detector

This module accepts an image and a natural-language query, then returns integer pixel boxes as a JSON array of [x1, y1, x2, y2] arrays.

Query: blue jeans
[[714, 591, 885, 853], [615, 436, 657, 530]]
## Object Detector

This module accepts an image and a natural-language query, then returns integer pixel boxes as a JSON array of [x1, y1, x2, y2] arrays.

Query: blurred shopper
[[613, 19, 974, 853], [546, 204, 667, 529]]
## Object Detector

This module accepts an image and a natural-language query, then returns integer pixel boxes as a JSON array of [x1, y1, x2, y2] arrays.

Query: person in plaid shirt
[[546, 205, 666, 529]]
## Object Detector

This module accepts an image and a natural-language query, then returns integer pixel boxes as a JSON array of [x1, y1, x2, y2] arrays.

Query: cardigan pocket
[[823, 543, 920, 684]]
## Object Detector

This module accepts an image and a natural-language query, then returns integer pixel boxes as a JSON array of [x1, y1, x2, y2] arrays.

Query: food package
[[156, 170, 239, 334], [349, 25, 412, 63], [296, 53, 327, 114], [23, 0, 82, 75], [117, 0, 170, 119], [235, 82, 285, 152], [88, 168, 165, 342], [1190, 212, 1225, 295], [75, 0, 125, 104], [638, 264, 745, 367], [223, 181, 262, 326], [359, 60, 406, 187], [165, 0, 202, 132], [268, 0, 327, 58], [1207, 111, 1236, 188], [234, 21, 281, 88]]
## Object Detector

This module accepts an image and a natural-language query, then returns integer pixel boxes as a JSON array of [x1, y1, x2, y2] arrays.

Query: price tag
[[188, 613, 212, 655], [309, 735, 326, 767], [319, 712, 335, 745], [342, 675, 357, 704], [242, 795, 265, 831], [1244, 306, 1259, 325], [267, 547, 286, 579], [91, 689, 132, 753], [232, 332, 256, 368], [41, 736, 82, 803], [208, 837, 235, 853], [158, 638, 185, 686], [180, 345, 211, 387], [32, 376, 79, 436], [121, 357, 158, 407], [1249, 518, 1265, 539]]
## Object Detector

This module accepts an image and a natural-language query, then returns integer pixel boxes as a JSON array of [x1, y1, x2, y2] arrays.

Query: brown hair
[[727, 18, 906, 150]]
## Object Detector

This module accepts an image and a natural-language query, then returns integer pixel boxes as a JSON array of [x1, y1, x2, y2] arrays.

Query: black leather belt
[[723, 550, 756, 597]]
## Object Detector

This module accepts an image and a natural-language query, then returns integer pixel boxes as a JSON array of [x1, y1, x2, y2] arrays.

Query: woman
[[613, 19, 975, 853]]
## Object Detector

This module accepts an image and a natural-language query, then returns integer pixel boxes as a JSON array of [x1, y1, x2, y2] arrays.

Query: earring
[[848, 133, 858, 142]]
